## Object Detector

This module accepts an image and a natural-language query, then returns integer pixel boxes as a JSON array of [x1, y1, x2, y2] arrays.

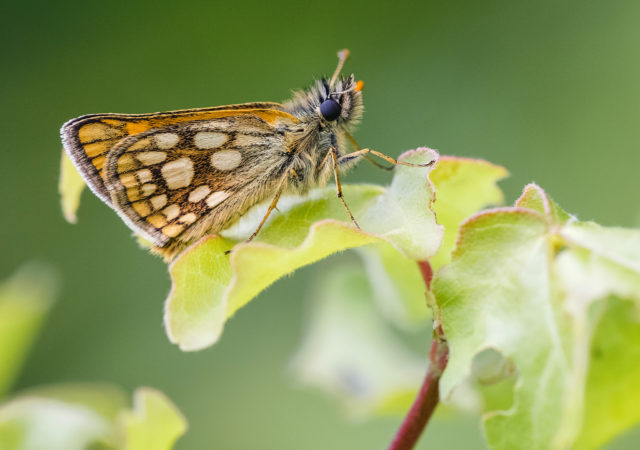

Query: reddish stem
[[387, 261, 449, 450]]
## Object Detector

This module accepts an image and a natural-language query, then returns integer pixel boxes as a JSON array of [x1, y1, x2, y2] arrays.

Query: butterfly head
[[283, 75, 364, 129], [319, 75, 364, 125], [319, 49, 364, 127]]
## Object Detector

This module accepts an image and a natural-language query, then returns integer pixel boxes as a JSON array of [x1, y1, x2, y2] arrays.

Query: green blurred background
[[2, 0, 640, 448]]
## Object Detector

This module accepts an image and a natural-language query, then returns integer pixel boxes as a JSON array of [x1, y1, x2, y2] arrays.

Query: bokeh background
[[2, 0, 640, 448]]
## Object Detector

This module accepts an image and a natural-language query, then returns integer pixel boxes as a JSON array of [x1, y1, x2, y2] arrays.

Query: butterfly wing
[[60, 102, 287, 204], [62, 106, 301, 253]]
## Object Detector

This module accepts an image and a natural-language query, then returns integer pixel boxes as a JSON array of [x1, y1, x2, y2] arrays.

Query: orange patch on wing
[[92, 155, 106, 171], [78, 122, 125, 143], [117, 154, 138, 173], [132, 201, 151, 217], [126, 122, 149, 135], [102, 119, 125, 126], [84, 141, 110, 158], [119, 173, 138, 188], [114, 108, 298, 131], [147, 214, 167, 228]]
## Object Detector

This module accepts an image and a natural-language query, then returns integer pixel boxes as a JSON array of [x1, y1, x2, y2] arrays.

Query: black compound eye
[[320, 98, 342, 121]]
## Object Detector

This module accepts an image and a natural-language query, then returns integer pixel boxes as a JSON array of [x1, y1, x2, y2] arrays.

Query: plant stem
[[387, 261, 449, 450]]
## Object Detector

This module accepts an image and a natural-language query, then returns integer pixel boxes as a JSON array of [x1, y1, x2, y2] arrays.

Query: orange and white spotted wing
[[61, 103, 288, 204], [61, 105, 300, 252]]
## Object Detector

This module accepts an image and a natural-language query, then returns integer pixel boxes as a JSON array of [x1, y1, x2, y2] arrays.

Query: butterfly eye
[[320, 98, 342, 121]]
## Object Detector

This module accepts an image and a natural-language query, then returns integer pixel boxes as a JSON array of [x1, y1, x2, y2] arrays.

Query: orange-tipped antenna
[[331, 79, 364, 97], [329, 49, 350, 88]]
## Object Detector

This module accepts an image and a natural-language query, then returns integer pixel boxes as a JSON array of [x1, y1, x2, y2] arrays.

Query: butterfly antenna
[[331, 80, 364, 97], [330, 49, 350, 88]]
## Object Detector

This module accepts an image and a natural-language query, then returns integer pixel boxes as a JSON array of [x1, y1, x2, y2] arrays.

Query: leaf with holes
[[433, 183, 640, 450]]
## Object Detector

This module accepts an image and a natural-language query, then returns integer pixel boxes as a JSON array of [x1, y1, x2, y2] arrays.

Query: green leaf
[[165, 148, 442, 351], [0, 384, 186, 450], [429, 156, 508, 269], [515, 183, 572, 226], [0, 383, 126, 450], [433, 183, 640, 450], [553, 230, 640, 448], [291, 265, 426, 417], [434, 207, 556, 448], [118, 387, 187, 450], [19, 383, 128, 422], [352, 157, 508, 330], [562, 221, 640, 274], [574, 297, 640, 450], [0, 398, 111, 450], [357, 243, 429, 329], [0, 264, 57, 398], [59, 150, 86, 224]]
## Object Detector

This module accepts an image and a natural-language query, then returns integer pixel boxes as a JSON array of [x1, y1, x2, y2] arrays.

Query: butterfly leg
[[341, 131, 435, 169], [246, 184, 285, 243], [343, 131, 393, 171], [338, 148, 435, 169], [328, 147, 361, 229], [224, 174, 290, 255], [245, 171, 292, 242]]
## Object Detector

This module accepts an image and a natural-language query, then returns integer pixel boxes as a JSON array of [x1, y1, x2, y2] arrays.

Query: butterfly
[[61, 50, 432, 261]]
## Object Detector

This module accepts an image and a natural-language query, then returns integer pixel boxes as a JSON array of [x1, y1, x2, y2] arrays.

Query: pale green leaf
[[353, 157, 508, 329], [0, 398, 111, 450], [118, 387, 187, 450], [433, 183, 640, 450], [0, 384, 186, 450], [574, 297, 640, 450], [357, 243, 428, 329], [553, 240, 640, 448], [0, 264, 57, 398], [59, 150, 86, 224], [19, 383, 128, 423], [429, 156, 508, 269], [562, 221, 640, 274], [0, 383, 126, 450], [434, 208, 558, 449], [291, 265, 426, 418], [165, 148, 442, 351], [515, 183, 572, 226]]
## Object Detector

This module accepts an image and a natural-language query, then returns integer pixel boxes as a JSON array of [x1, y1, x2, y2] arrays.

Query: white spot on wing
[[141, 183, 157, 197], [150, 194, 167, 210], [179, 213, 198, 224], [136, 151, 167, 165], [233, 134, 279, 147], [211, 150, 242, 171], [233, 134, 264, 147], [136, 169, 152, 183], [189, 185, 211, 203], [154, 133, 180, 149], [206, 191, 230, 208], [194, 131, 228, 149], [161, 157, 194, 189], [163, 204, 180, 221]]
